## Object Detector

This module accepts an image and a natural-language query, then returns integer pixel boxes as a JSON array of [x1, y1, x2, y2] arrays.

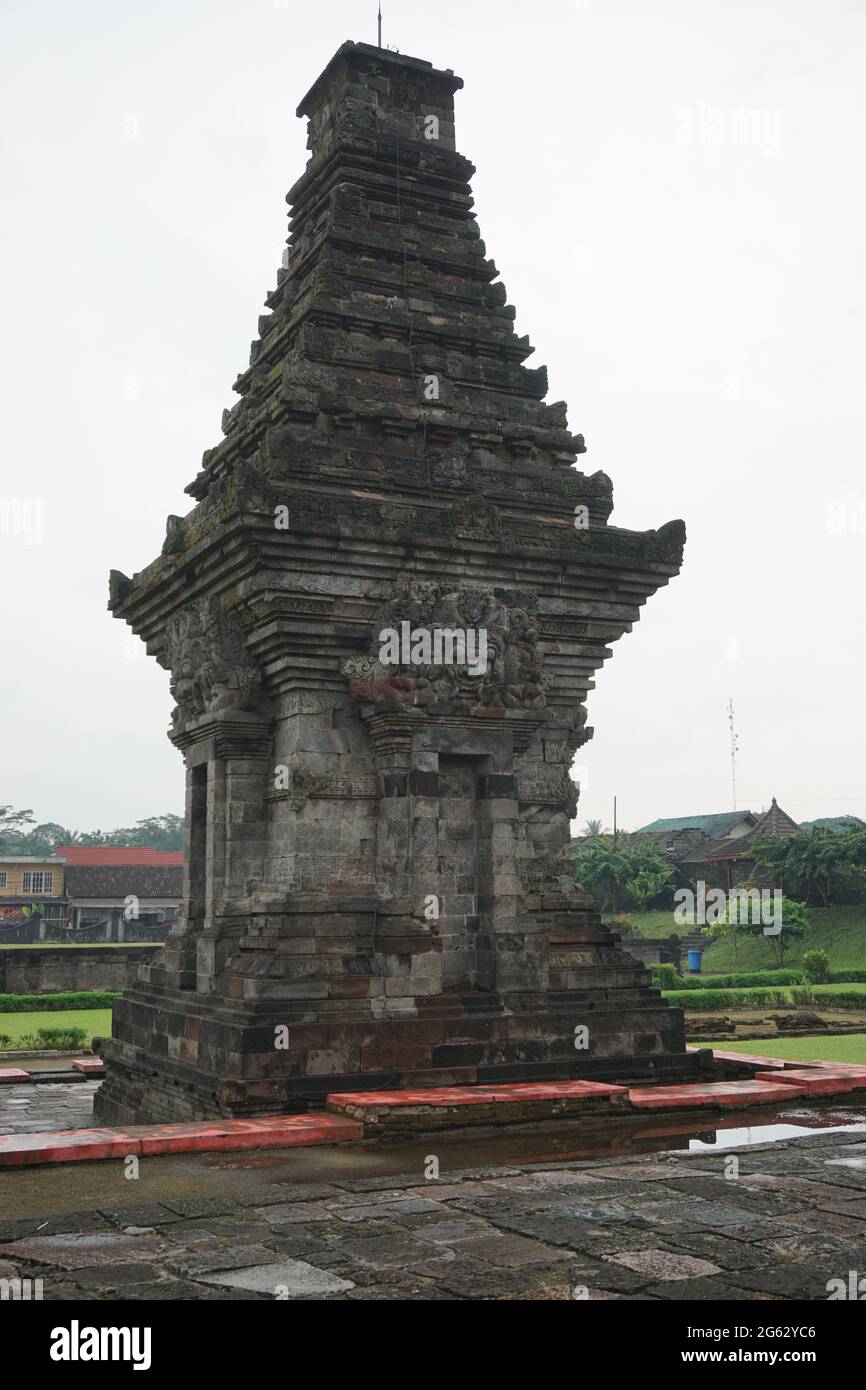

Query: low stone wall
[[0, 945, 160, 996], [612, 933, 682, 971]]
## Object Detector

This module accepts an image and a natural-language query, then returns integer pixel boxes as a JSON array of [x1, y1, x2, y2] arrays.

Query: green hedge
[[681, 969, 805, 991], [664, 984, 866, 1011], [664, 986, 805, 1010], [650, 967, 805, 991], [0, 991, 120, 1013]]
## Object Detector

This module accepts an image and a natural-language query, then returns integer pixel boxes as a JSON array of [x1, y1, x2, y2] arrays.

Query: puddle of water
[[505, 1101, 866, 1165], [197, 1101, 866, 1176], [689, 1120, 866, 1150], [687, 1100, 866, 1150], [7, 1101, 866, 1225]]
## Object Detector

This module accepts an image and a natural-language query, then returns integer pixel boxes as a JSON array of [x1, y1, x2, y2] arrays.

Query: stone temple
[[95, 41, 690, 1124]]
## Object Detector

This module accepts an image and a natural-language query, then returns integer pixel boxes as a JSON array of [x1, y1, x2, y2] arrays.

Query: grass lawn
[[707, 1034, 866, 1065], [0, 1008, 112, 1047], [619, 904, 866, 974]]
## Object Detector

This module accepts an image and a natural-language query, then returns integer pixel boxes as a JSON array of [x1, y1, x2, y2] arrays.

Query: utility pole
[[378, 2, 382, 49], [728, 698, 739, 811], [612, 795, 618, 914]]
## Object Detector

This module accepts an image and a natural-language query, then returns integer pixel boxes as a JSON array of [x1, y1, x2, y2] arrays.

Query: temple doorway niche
[[187, 763, 208, 927], [436, 754, 491, 992]]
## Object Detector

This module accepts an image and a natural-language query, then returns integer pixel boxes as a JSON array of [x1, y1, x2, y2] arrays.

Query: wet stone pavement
[[0, 1081, 98, 1133], [1, 1129, 866, 1300]]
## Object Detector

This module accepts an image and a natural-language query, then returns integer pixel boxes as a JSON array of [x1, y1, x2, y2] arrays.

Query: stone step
[[0, 1113, 363, 1169], [326, 1079, 631, 1129], [72, 1058, 105, 1076], [754, 1067, 866, 1095], [628, 1079, 809, 1110]]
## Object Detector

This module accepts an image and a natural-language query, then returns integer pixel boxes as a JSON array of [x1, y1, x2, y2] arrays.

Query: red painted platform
[[72, 1058, 105, 1076], [328, 1080, 627, 1111], [755, 1066, 866, 1095], [327, 1079, 630, 1128], [0, 1113, 362, 1168], [627, 1078, 809, 1110], [0, 1069, 31, 1085]]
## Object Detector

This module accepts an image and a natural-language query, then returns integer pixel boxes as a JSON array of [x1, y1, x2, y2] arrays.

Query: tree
[[0, 809, 184, 855], [80, 815, 184, 850], [0, 821, 80, 856], [583, 819, 608, 838], [626, 865, 675, 912], [0, 806, 35, 853], [749, 829, 865, 907], [570, 837, 630, 911], [768, 896, 808, 966], [571, 834, 674, 913], [800, 816, 866, 832], [696, 890, 770, 965], [700, 892, 807, 967]]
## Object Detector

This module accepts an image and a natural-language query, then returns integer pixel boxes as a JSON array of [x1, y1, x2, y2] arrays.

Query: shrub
[[663, 983, 866, 1011], [15, 1027, 88, 1051], [0, 1034, 11, 1048], [678, 969, 804, 991], [664, 988, 742, 1010], [830, 971, 866, 984], [788, 987, 818, 1006], [650, 963, 683, 989], [663, 985, 811, 1010], [34, 1026, 87, 1044], [802, 949, 831, 984], [811, 990, 866, 1011]]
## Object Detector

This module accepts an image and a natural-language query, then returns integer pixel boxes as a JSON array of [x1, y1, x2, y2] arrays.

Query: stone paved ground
[[0, 1081, 98, 1134], [2, 1130, 866, 1300]]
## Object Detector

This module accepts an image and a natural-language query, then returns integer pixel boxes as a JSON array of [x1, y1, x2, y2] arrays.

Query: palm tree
[[583, 819, 608, 838]]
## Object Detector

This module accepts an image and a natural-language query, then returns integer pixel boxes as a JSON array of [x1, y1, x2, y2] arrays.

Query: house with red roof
[[0, 846, 182, 943]]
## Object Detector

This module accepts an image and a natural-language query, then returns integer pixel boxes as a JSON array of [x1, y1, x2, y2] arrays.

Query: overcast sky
[[1, 0, 864, 835]]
